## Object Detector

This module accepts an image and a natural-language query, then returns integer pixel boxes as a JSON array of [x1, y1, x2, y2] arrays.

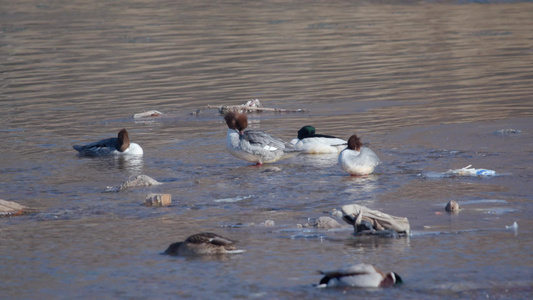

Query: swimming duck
[[224, 112, 298, 165], [338, 134, 380, 176], [289, 126, 347, 154], [73, 128, 143, 156], [317, 263, 403, 288], [164, 232, 245, 255]]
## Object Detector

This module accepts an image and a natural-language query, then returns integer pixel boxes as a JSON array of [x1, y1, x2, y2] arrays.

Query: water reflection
[[344, 235, 411, 253], [291, 153, 339, 168], [116, 155, 144, 174], [75, 155, 144, 175], [340, 174, 380, 196]]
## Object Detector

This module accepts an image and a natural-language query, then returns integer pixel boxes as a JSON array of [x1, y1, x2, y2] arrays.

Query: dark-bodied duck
[[289, 125, 347, 154], [73, 128, 143, 156], [224, 112, 298, 165], [164, 232, 245, 255], [338, 134, 380, 176], [317, 263, 402, 288]]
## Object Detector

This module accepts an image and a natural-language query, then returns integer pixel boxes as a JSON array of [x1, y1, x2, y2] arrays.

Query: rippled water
[[1, 0, 533, 299]]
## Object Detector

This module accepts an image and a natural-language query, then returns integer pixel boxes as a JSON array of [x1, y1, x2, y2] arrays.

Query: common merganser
[[338, 134, 380, 176], [224, 112, 298, 165], [164, 232, 245, 255], [73, 128, 143, 156], [289, 125, 347, 154], [317, 263, 403, 288]]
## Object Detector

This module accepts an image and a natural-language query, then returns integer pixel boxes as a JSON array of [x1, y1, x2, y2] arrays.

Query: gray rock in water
[[104, 174, 162, 192], [445, 200, 461, 213], [312, 216, 343, 229]]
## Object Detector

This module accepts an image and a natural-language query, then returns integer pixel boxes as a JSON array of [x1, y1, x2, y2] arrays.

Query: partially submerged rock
[[495, 129, 521, 135], [104, 174, 162, 192], [144, 194, 171, 207], [312, 216, 343, 229], [263, 220, 275, 227], [0, 199, 38, 217], [445, 200, 461, 213], [341, 204, 410, 237], [133, 110, 163, 119]]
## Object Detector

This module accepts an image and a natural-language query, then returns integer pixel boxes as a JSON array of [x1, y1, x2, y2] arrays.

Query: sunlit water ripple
[[1, 0, 532, 299]]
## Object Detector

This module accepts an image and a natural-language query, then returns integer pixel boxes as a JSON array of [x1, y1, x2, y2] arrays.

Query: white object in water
[[445, 165, 496, 177], [505, 222, 518, 230]]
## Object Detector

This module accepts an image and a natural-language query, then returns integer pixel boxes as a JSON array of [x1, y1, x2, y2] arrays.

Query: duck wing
[[241, 130, 286, 151], [185, 232, 236, 246], [73, 137, 119, 154]]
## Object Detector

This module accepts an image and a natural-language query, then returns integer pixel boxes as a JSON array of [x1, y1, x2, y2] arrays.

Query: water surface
[[1, 0, 533, 299]]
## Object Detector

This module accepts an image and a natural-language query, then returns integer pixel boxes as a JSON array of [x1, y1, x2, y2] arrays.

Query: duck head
[[117, 128, 130, 152], [347, 134, 362, 151], [224, 112, 248, 135], [297, 126, 316, 139]]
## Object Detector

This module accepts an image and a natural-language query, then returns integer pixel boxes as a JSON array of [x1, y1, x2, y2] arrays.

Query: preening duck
[[338, 134, 380, 176], [164, 232, 245, 255], [317, 263, 403, 288], [289, 126, 347, 154], [73, 128, 143, 156], [224, 112, 298, 165]]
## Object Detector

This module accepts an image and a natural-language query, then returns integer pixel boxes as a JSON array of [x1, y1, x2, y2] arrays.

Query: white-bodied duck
[[338, 134, 380, 176], [289, 125, 347, 154], [73, 128, 143, 156], [224, 112, 298, 165], [164, 232, 245, 255], [317, 263, 403, 288]]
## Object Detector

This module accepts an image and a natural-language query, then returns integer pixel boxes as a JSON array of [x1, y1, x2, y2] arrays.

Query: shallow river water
[[1, 0, 533, 299]]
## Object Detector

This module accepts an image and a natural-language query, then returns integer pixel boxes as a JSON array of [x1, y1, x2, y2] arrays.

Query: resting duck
[[73, 128, 143, 156], [164, 232, 245, 255], [338, 134, 380, 176], [224, 112, 298, 165], [289, 126, 347, 154], [317, 263, 403, 288]]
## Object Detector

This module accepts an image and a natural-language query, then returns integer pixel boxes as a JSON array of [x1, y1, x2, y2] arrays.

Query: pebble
[[445, 200, 461, 213]]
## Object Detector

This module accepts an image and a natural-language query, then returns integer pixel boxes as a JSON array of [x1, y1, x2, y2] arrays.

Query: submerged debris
[[495, 129, 521, 135], [213, 195, 254, 203], [0, 199, 38, 217], [444, 165, 496, 177], [191, 99, 307, 115], [341, 204, 410, 237]]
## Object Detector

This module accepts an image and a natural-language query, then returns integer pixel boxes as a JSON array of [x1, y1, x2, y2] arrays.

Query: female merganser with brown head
[[338, 134, 380, 176], [224, 112, 298, 165], [73, 128, 143, 156]]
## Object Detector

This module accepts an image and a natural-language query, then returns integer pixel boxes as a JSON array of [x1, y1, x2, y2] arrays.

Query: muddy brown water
[[1, 0, 532, 299]]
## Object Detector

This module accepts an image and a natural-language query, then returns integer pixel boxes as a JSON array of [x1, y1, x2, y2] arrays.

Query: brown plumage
[[347, 134, 363, 151], [164, 232, 245, 256]]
